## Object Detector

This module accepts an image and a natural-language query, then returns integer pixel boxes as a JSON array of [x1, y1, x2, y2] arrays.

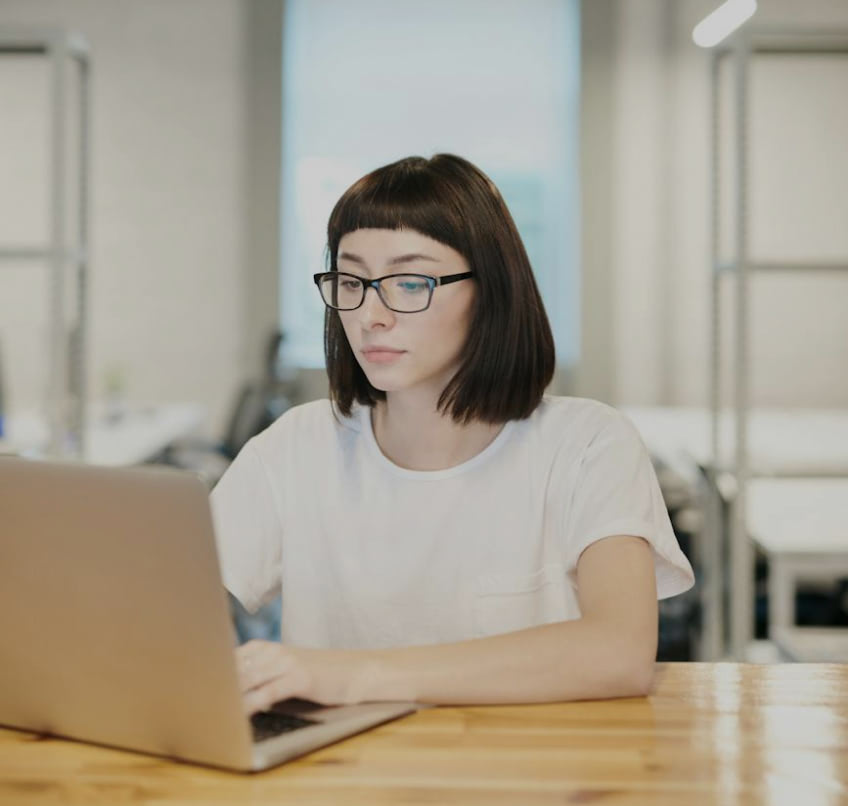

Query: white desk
[[772, 626, 848, 662], [0, 403, 205, 466], [621, 406, 848, 660], [747, 478, 848, 636], [622, 405, 848, 481]]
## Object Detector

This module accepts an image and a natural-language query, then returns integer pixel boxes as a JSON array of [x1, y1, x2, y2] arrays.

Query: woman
[[211, 154, 695, 715]]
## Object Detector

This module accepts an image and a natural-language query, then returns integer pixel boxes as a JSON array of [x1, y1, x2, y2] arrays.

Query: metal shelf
[[716, 260, 848, 273], [0, 248, 87, 263], [706, 27, 848, 662], [0, 27, 91, 458], [0, 27, 89, 59], [718, 28, 848, 55]]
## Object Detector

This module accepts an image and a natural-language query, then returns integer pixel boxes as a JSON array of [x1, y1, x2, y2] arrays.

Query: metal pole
[[75, 52, 90, 459], [705, 47, 724, 661], [48, 31, 67, 458], [730, 31, 753, 660]]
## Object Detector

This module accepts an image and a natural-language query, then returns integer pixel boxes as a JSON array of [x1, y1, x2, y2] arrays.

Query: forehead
[[337, 228, 457, 263]]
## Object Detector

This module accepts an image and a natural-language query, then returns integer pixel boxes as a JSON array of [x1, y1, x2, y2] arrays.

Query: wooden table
[[1, 663, 846, 805]]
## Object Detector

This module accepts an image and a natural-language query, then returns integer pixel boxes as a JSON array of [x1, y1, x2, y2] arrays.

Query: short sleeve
[[209, 439, 282, 613], [563, 409, 695, 599]]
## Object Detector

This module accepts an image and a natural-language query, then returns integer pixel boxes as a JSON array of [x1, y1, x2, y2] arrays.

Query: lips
[[361, 347, 406, 364]]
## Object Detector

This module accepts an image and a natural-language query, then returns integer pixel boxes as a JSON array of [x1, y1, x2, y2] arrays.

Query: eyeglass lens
[[319, 273, 432, 312]]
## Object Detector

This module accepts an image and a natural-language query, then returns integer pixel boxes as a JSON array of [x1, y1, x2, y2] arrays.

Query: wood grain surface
[[1, 662, 846, 805]]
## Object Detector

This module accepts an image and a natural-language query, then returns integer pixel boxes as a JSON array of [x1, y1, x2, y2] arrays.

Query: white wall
[[4, 0, 846, 433], [596, 0, 848, 406], [0, 0, 251, 435]]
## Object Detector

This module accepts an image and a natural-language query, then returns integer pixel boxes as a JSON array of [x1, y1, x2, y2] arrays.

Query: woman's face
[[336, 228, 475, 401]]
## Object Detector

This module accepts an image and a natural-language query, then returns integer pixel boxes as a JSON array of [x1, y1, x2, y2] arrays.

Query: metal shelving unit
[[707, 28, 848, 660], [0, 27, 90, 458]]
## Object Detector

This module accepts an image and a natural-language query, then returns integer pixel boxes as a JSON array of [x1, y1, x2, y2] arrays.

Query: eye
[[339, 278, 362, 291], [397, 279, 429, 293]]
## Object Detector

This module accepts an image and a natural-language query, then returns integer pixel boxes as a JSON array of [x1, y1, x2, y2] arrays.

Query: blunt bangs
[[323, 154, 555, 425], [327, 156, 471, 264]]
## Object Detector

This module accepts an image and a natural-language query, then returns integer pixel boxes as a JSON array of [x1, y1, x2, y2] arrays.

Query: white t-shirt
[[210, 395, 695, 650]]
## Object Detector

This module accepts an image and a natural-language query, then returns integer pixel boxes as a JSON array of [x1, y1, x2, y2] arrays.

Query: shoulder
[[530, 395, 641, 449], [525, 396, 651, 476], [246, 398, 365, 461]]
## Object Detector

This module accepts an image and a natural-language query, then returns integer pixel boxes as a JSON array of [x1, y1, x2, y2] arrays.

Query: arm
[[361, 534, 658, 704], [237, 535, 658, 711]]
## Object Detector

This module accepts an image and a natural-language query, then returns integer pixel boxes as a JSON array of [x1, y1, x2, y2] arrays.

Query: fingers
[[236, 641, 294, 692], [242, 676, 299, 716], [235, 641, 311, 716]]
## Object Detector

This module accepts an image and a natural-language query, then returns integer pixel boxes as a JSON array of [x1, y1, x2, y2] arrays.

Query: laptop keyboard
[[250, 710, 320, 743]]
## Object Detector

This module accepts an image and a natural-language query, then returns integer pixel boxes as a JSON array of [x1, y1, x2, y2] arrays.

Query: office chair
[[162, 330, 297, 486]]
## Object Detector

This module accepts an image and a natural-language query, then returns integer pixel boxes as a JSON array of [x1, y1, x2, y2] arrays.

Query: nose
[[358, 284, 395, 329]]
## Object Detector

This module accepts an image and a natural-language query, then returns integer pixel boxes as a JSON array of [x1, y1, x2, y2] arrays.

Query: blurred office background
[[1, 0, 847, 661]]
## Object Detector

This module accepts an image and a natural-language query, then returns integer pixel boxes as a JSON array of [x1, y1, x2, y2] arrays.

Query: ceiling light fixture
[[692, 0, 758, 48]]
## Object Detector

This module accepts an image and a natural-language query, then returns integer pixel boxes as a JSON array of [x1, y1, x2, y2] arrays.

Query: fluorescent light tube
[[692, 0, 757, 48]]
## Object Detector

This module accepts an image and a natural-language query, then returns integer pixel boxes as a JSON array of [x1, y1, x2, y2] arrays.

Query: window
[[279, 0, 580, 370]]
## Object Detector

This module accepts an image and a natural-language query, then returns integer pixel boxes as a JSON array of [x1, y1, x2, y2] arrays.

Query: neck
[[371, 394, 505, 471]]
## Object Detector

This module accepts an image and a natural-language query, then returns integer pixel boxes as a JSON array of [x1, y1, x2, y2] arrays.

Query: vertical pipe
[[76, 51, 90, 459], [48, 32, 67, 457], [705, 48, 723, 661], [658, 1, 675, 405], [730, 31, 753, 660]]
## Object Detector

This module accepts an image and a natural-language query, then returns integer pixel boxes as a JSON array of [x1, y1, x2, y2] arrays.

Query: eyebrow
[[337, 251, 441, 268]]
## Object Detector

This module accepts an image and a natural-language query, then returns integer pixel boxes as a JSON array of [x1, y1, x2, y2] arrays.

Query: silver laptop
[[0, 456, 418, 772]]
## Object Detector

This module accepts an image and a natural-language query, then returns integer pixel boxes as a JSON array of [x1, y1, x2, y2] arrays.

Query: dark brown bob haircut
[[324, 153, 555, 425]]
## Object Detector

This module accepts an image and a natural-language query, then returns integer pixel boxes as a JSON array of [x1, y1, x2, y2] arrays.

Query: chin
[[356, 359, 455, 398], [359, 366, 406, 393], [363, 376, 404, 394]]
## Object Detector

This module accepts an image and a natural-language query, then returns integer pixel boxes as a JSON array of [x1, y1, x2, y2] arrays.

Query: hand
[[235, 640, 372, 716]]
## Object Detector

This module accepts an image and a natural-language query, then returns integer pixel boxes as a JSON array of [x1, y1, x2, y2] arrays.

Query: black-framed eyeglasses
[[313, 271, 474, 313]]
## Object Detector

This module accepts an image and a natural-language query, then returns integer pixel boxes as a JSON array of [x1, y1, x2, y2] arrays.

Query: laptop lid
[[0, 457, 255, 769]]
